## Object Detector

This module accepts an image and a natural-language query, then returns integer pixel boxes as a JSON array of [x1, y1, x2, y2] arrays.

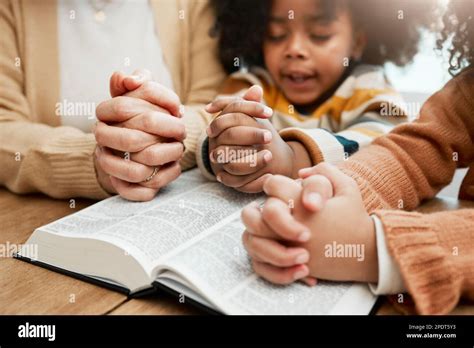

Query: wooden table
[[0, 188, 472, 315]]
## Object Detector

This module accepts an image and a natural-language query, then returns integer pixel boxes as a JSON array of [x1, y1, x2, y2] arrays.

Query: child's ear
[[351, 31, 367, 61]]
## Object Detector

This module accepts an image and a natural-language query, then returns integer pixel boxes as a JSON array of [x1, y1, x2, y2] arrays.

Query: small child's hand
[[206, 86, 311, 193], [242, 163, 378, 285]]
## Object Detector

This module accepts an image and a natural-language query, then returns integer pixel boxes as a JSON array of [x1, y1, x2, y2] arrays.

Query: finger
[[131, 142, 184, 166], [207, 112, 260, 138], [109, 176, 157, 202], [241, 202, 281, 239], [125, 81, 181, 117], [301, 174, 334, 213], [301, 277, 318, 287], [235, 173, 272, 194], [110, 71, 128, 98], [252, 260, 310, 285], [139, 161, 181, 190], [261, 197, 311, 242], [216, 126, 272, 146], [299, 163, 356, 196], [123, 69, 153, 92], [95, 146, 155, 183], [109, 70, 154, 98], [222, 150, 272, 176], [210, 145, 261, 164], [205, 85, 265, 114], [262, 174, 302, 203], [118, 111, 186, 141], [205, 96, 241, 113], [242, 232, 310, 268], [216, 168, 266, 188], [242, 85, 264, 103], [96, 96, 158, 123], [94, 121, 160, 152], [220, 101, 273, 120]]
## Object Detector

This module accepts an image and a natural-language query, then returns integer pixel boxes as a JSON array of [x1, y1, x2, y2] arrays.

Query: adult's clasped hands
[[93, 69, 186, 201]]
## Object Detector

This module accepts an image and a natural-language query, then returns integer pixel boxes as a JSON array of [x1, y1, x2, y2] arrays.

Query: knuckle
[[143, 81, 159, 100], [112, 96, 130, 116], [226, 127, 237, 141], [95, 101, 106, 119], [263, 176, 278, 193], [145, 147, 160, 165], [118, 132, 133, 151], [94, 125, 105, 144], [127, 165, 146, 182], [141, 112, 155, 131], [261, 201, 278, 221], [229, 113, 240, 124], [274, 252, 290, 266], [231, 100, 244, 111]]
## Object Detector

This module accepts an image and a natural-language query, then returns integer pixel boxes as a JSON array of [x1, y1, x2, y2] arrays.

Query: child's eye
[[310, 34, 331, 42]]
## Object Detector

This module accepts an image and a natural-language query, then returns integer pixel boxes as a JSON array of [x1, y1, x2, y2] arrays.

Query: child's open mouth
[[282, 72, 317, 90]]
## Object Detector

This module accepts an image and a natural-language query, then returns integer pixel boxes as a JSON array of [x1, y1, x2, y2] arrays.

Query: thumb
[[300, 163, 356, 197], [109, 71, 128, 98], [123, 69, 153, 92], [110, 69, 153, 97], [242, 85, 263, 103], [301, 174, 334, 213]]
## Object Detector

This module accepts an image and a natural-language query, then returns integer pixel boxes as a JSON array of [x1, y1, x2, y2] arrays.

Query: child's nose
[[284, 34, 309, 60]]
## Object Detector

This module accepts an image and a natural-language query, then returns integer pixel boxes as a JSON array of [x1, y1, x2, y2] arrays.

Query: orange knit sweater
[[340, 69, 474, 314]]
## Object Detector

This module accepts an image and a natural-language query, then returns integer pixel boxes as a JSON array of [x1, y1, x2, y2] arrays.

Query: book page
[[36, 169, 258, 275], [156, 217, 377, 315]]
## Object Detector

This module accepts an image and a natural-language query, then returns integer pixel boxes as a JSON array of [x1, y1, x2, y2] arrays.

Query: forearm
[[287, 141, 312, 178], [0, 121, 110, 199]]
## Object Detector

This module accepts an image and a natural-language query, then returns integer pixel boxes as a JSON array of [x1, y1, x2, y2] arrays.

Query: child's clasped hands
[[241, 163, 379, 286], [205, 85, 312, 193]]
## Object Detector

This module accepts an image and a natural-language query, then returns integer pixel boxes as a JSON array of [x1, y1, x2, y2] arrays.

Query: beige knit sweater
[[338, 69, 474, 314], [0, 0, 225, 199]]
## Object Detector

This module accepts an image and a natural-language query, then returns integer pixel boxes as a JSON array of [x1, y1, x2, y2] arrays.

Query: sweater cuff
[[279, 127, 346, 166], [195, 131, 217, 181], [369, 215, 406, 295], [42, 133, 111, 200], [373, 210, 465, 314]]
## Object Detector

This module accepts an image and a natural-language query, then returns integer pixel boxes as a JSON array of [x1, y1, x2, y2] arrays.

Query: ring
[[144, 167, 159, 182]]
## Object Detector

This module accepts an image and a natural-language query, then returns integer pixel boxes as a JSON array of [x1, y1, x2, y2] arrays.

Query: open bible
[[16, 169, 378, 315]]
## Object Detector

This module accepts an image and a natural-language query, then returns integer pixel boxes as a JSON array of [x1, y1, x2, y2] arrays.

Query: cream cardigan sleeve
[[0, 0, 225, 198], [0, 0, 110, 200]]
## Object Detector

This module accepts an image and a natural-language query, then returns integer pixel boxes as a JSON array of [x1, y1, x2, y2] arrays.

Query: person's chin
[[285, 92, 320, 107]]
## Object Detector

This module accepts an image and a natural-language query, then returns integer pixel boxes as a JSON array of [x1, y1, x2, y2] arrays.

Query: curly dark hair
[[211, 0, 437, 73], [437, 0, 474, 75]]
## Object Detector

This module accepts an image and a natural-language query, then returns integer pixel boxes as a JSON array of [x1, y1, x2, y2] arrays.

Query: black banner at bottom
[[0, 315, 472, 346]]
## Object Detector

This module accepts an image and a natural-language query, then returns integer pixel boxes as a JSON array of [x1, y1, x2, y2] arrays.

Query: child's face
[[263, 0, 366, 107]]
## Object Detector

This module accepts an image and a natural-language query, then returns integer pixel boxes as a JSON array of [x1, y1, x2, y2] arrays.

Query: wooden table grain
[[0, 188, 472, 315]]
